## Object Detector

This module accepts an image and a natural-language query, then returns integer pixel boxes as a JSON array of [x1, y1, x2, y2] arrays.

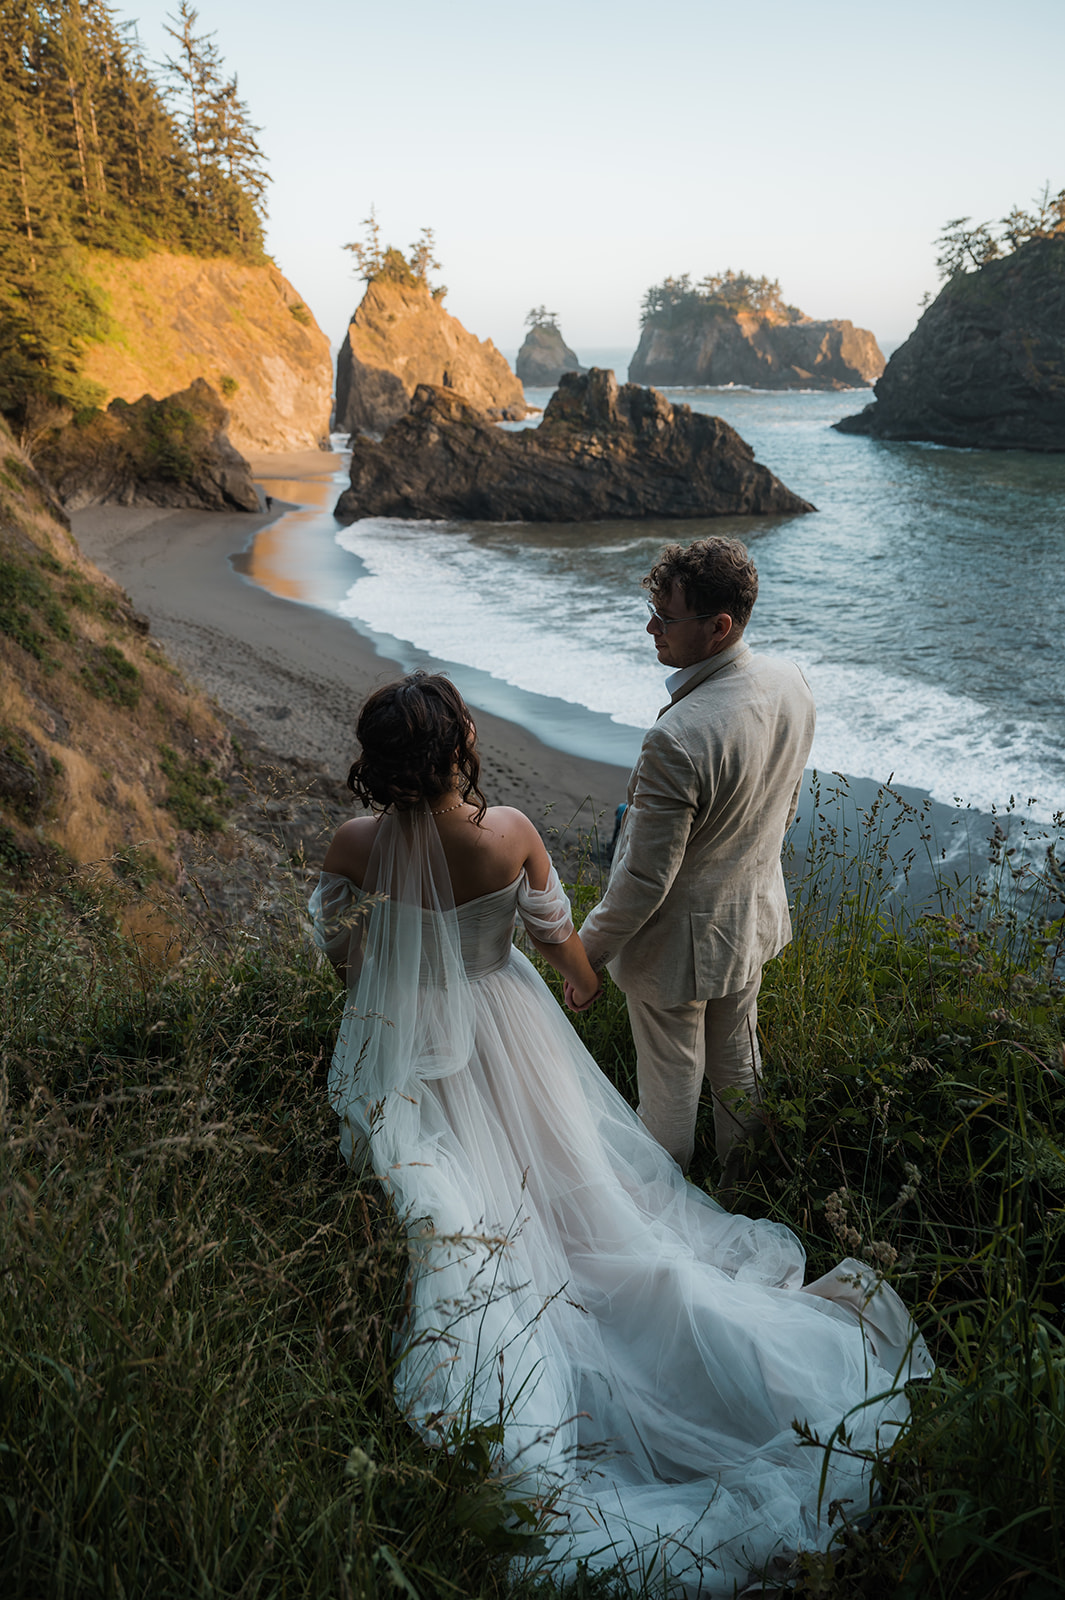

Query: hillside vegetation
[[0, 411, 233, 913]]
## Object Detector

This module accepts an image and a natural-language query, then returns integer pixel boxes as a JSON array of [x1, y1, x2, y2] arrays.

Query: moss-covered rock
[[34, 379, 260, 512]]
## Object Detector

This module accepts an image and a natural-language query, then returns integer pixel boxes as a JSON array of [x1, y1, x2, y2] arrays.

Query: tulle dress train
[[310, 810, 930, 1597]]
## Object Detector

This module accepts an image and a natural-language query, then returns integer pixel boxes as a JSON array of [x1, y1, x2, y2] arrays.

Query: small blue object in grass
[[607, 803, 627, 863]]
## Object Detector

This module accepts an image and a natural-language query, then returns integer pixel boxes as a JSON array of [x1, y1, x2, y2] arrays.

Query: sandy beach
[[70, 450, 631, 855]]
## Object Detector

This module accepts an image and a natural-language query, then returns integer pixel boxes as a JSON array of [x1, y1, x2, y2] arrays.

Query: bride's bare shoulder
[[322, 815, 377, 884], [478, 806, 549, 883]]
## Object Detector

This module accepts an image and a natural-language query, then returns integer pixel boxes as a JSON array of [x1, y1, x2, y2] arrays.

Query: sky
[[126, 0, 1065, 360]]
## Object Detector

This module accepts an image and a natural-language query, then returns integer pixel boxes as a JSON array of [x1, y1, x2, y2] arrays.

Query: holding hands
[[564, 976, 602, 1012]]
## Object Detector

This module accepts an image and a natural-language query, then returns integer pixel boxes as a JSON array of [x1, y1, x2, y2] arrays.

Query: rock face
[[835, 236, 1065, 450], [516, 322, 586, 386], [36, 379, 260, 512], [79, 251, 333, 454], [335, 277, 526, 435], [334, 368, 813, 523], [630, 311, 884, 390]]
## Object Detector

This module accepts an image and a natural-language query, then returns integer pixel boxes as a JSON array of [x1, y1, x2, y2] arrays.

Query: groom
[[571, 538, 815, 1176]]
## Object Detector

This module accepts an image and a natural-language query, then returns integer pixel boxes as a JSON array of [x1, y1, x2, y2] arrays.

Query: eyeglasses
[[645, 598, 719, 630]]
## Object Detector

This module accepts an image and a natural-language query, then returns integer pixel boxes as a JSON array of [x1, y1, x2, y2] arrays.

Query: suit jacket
[[579, 639, 815, 1007]]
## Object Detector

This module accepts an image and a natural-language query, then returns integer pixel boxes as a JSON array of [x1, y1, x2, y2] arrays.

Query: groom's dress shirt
[[580, 640, 815, 1010]]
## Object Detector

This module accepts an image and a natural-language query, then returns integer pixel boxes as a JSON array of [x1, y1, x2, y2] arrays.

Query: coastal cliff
[[835, 235, 1065, 450], [335, 277, 526, 434], [78, 251, 333, 454], [0, 416, 233, 885], [516, 321, 587, 386], [631, 311, 884, 390], [335, 368, 813, 523]]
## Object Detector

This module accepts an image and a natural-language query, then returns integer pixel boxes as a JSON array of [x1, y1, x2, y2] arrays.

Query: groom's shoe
[[715, 1121, 767, 1209]]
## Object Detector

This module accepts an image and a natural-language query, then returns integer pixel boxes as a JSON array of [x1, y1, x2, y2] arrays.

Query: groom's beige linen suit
[[579, 637, 815, 1170]]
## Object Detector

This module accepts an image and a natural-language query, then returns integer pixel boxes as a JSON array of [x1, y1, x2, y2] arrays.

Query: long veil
[[315, 807, 569, 1457], [321, 804, 475, 1165]]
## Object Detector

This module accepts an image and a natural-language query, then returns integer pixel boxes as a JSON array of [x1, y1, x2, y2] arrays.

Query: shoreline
[[70, 449, 1032, 900], [69, 459, 631, 858]]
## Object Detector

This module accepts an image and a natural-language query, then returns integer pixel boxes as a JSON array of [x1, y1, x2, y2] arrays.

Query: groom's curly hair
[[347, 672, 487, 820], [644, 538, 759, 631]]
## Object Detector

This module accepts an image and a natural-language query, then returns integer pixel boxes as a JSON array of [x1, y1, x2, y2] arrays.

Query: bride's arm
[[525, 926, 602, 1008], [517, 825, 602, 1009]]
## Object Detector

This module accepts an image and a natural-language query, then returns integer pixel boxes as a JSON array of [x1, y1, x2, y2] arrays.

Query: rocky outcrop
[[335, 277, 526, 434], [516, 322, 586, 386], [334, 368, 813, 523], [835, 236, 1065, 450], [630, 311, 884, 390], [78, 250, 332, 453], [35, 379, 260, 512]]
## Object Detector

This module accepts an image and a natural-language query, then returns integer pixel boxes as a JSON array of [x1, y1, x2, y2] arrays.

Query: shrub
[[0, 554, 72, 661], [81, 642, 141, 707]]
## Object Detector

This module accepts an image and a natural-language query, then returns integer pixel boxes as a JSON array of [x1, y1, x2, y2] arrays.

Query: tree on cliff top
[[161, 2, 270, 249], [640, 270, 803, 327], [934, 182, 1065, 279], [526, 306, 559, 330], [344, 210, 446, 300]]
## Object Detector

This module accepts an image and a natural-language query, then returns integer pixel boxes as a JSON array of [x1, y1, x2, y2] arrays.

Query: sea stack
[[835, 235, 1065, 450], [516, 320, 587, 386], [630, 272, 883, 390], [631, 313, 884, 391], [336, 277, 526, 434], [335, 368, 814, 523]]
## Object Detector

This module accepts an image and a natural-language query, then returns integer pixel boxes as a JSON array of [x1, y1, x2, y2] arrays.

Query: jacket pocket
[[690, 906, 755, 1000]]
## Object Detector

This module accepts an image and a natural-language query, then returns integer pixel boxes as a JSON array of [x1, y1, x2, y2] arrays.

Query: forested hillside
[[0, 0, 270, 434]]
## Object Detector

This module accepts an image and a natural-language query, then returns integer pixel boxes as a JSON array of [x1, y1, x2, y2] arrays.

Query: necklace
[[430, 797, 466, 817]]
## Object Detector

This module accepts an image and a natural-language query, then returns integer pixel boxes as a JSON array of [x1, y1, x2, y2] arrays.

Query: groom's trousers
[[626, 974, 763, 1172]]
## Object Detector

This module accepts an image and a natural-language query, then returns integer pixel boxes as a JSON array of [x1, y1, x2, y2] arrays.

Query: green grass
[[0, 782, 1062, 1597], [158, 743, 231, 832]]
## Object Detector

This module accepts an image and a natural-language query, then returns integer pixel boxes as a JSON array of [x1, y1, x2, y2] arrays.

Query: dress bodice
[[310, 865, 574, 982]]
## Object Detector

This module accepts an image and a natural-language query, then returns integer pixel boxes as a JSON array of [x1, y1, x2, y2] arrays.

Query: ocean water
[[252, 385, 1065, 826]]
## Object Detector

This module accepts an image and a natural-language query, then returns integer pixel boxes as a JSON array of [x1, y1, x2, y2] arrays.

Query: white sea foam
[[333, 519, 1064, 824]]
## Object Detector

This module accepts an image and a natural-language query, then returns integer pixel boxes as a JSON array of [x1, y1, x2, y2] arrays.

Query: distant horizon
[[122, 0, 1062, 364]]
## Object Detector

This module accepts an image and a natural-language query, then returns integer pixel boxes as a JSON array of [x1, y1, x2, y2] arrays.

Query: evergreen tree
[[161, 3, 268, 249], [0, 0, 272, 426], [344, 212, 445, 297]]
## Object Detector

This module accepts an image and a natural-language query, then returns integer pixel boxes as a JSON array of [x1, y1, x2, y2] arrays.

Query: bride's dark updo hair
[[347, 672, 487, 820]]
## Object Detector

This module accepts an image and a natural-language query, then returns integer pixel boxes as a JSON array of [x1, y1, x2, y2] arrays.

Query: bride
[[310, 672, 930, 1597]]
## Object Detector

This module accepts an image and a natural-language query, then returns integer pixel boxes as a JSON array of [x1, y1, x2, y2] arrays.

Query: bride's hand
[[564, 977, 603, 1013]]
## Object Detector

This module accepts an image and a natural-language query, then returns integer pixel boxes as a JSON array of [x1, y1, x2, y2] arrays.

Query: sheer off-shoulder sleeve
[[309, 870, 367, 974], [517, 865, 574, 944]]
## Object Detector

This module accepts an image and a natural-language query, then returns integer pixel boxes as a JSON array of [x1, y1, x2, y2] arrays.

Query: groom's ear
[[710, 612, 735, 648]]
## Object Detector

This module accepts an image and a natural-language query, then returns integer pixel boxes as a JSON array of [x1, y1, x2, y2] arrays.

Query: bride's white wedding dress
[[310, 809, 930, 1597]]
